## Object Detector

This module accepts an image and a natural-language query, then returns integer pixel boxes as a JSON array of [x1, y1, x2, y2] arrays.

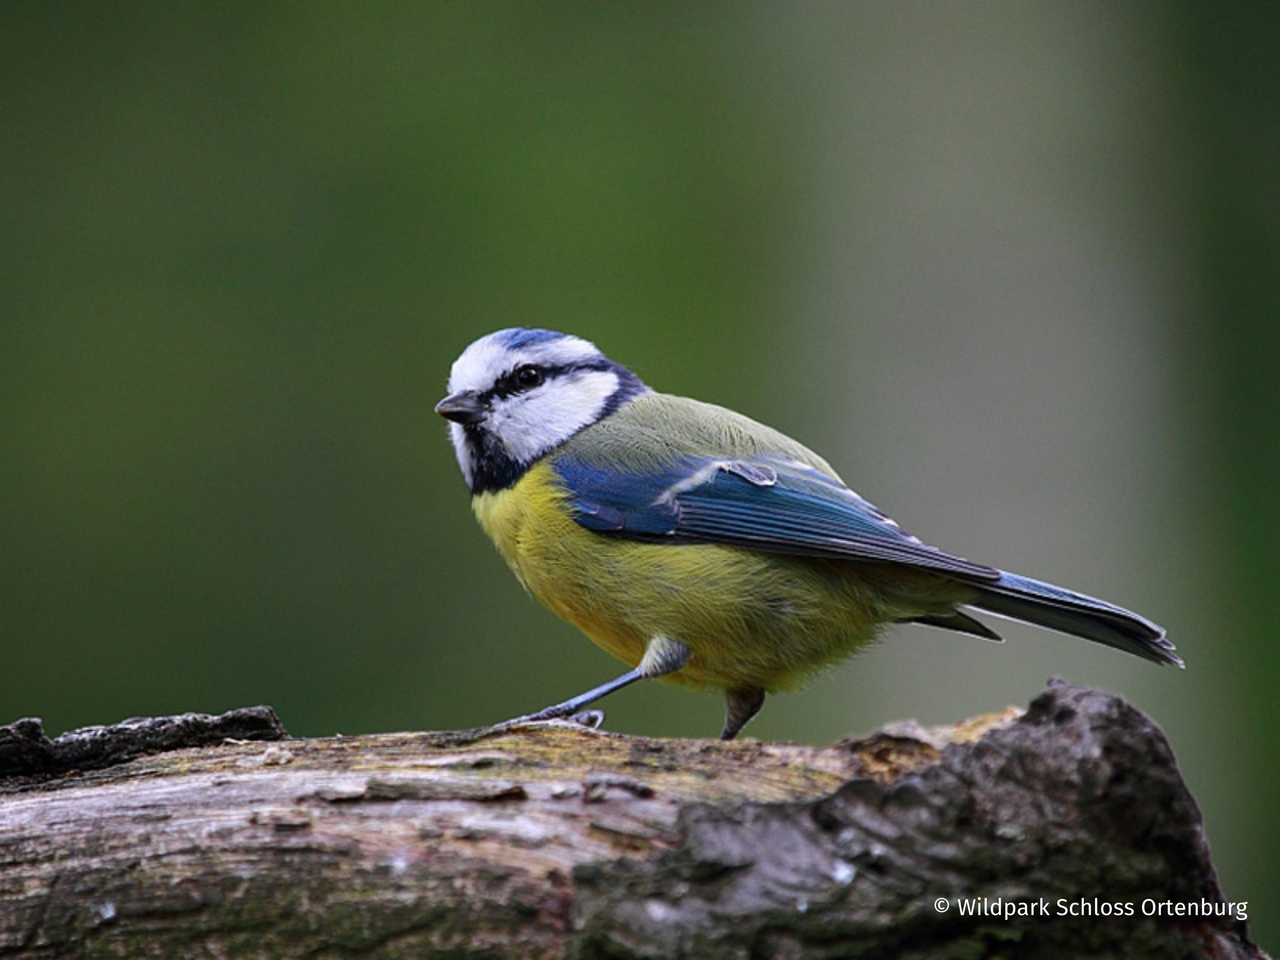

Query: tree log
[[0, 680, 1264, 959]]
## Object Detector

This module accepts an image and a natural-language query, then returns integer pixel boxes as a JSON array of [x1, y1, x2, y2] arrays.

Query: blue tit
[[436, 328, 1180, 740]]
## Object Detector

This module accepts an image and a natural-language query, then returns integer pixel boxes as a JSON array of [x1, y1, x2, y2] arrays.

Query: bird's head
[[436, 328, 648, 493]]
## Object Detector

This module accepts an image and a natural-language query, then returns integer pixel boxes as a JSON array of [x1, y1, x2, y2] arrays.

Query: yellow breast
[[472, 462, 651, 670], [471, 461, 950, 693]]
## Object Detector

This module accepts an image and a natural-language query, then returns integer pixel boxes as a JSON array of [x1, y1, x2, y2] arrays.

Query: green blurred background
[[2, 2, 1275, 945]]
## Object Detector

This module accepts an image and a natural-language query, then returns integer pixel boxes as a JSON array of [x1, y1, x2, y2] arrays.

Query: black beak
[[435, 390, 486, 425]]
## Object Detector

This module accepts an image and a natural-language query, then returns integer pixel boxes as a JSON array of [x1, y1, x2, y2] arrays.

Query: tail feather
[[964, 572, 1182, 667]]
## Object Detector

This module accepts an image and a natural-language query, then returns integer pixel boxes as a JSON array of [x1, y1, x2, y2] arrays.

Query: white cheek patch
[[491, 369, 620, 464]]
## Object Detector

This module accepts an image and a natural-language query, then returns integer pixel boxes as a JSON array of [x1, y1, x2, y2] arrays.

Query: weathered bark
[[0, 680, 1263, 959]]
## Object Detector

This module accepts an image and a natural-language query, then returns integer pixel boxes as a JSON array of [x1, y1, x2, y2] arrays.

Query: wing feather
[[556, 452, 1000, 581]]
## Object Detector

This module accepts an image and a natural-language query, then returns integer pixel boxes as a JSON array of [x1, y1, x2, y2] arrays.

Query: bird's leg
[[491, 636, 691, 733], [492, 670, 645, 729], [720, 686, 766, 740]]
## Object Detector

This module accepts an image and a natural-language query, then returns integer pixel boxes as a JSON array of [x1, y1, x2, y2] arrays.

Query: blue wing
[[553, 453, 1001, 581], [552, 448, 1181, 665]]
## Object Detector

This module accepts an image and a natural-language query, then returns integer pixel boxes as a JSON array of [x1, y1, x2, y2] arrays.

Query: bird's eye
[[514, 365, 544, 390]]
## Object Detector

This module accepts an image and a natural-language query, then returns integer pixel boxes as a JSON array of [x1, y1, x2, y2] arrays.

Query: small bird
[[436, 328, 1180, 740]]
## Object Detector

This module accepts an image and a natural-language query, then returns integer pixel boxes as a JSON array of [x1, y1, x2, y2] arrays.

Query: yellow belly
[[473, 461, 960, 693]]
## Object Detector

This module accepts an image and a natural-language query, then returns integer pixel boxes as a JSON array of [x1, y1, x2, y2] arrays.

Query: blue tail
[[965, 572, 1182, 667]]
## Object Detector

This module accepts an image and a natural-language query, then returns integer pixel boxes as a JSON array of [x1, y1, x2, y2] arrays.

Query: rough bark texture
[[0, 680, 1263, 959]]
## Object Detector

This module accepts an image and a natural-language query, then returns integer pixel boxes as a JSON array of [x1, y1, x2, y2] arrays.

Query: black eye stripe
[[484, 360, 612, 401], [489, 364, 549, 399]]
